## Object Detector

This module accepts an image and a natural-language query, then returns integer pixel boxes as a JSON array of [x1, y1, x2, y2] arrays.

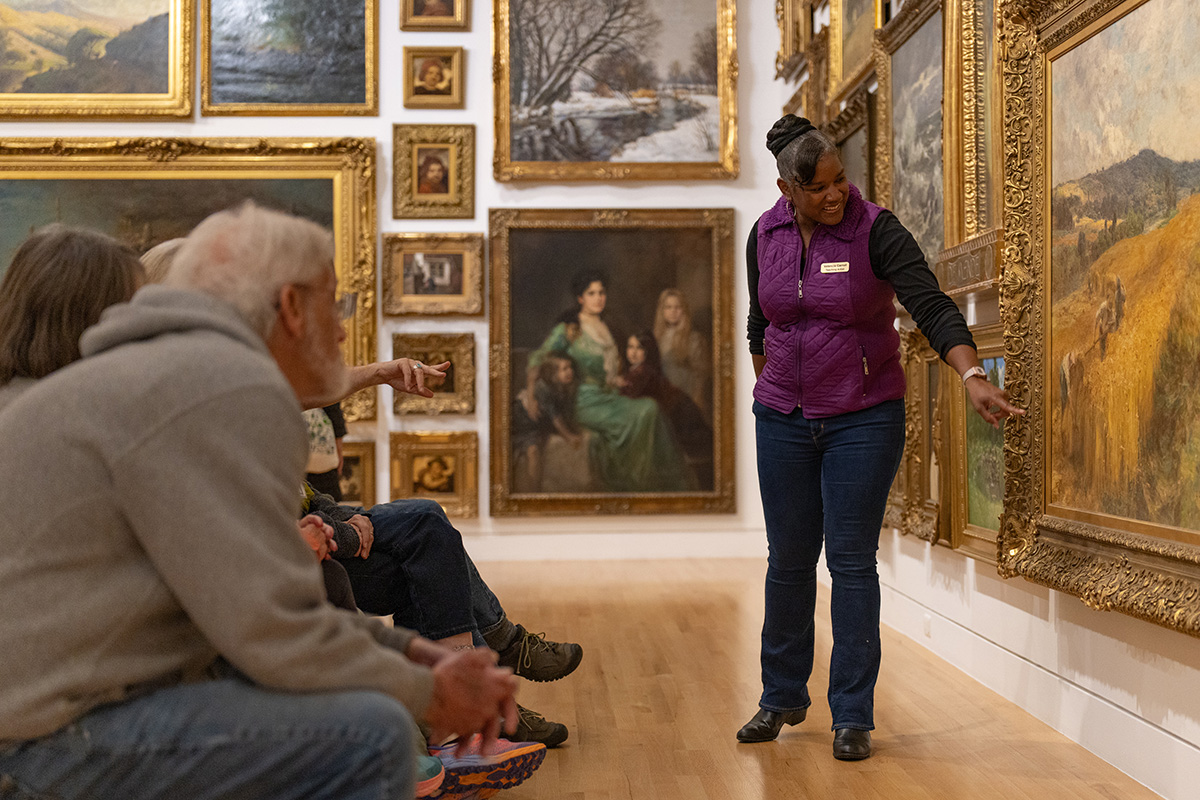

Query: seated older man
[[0, 204, 525, 800]]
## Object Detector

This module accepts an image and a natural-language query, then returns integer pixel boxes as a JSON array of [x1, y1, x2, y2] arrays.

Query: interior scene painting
[[0, 0, 170, 94], [0, 178, 333, 279], [965, 356, 1004, 530], [507, 227, 716, 496], [890, 9, 944, 265], [404, 252, 463, 295], [208, 0, 367, 105], [1048, 0, 1200, 537], [506, 0, 723, 164]]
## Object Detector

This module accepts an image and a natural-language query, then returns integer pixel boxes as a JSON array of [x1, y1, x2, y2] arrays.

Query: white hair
[[165, 202, 335, 338], [140, 237, 185, 285]]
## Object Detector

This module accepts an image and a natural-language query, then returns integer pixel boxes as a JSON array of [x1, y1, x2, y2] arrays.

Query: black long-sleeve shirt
[[746, 211, 974, 360]]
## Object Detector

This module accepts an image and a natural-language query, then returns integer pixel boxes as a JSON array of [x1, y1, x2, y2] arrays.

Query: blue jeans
[[753, 399, 905, 731], [0, 675, 414, 800], [342, 499, 506, 646]]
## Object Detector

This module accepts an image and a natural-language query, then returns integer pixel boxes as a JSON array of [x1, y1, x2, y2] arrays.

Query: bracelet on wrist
[[962, 366, 987, 384]]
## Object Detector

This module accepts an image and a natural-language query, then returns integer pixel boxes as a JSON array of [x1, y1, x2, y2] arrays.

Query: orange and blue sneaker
[[414, 753, 445, 798], [430, 734, 546, 795]]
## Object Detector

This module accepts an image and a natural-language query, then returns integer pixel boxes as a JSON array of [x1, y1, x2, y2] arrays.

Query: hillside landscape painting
[[0, 0, 168, 94], [1048, 0, 1200, 538]]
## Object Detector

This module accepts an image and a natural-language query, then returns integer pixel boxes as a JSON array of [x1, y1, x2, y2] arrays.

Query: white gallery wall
[[4, 1, 1196, 797]]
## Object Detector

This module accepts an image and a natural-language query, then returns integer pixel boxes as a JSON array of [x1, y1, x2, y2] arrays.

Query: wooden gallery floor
[[479, 559, 1160, 800]]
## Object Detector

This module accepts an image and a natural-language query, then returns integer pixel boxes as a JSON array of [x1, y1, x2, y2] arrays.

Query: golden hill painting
[[0, 0, 169, 93], [1048, 0, 1200, 537]]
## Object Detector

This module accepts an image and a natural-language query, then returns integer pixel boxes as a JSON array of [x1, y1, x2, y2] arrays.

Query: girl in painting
[[413, 58, 450, 95], [619, 332, 713, 491], [512, 351, 584, 491], [654, 288, 710, 419], [416, 153, 449, 195], [526, 270, 695, 492], [414, 456, 454, 493]]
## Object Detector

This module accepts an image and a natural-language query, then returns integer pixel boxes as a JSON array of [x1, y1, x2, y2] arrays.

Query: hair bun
[[766, 115, 817, 157]]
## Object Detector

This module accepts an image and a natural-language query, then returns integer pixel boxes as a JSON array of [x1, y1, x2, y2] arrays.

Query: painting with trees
[[494, 0, 738, 180], [0, 0, 190, 117], [1048, 0, 1200, 536]]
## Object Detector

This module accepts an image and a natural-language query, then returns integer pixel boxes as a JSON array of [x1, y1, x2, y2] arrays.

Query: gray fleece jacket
[[0, 286, 433, 744]]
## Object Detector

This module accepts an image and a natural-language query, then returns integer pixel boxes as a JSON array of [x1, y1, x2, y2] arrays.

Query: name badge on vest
[[820, 261, 850, 274]]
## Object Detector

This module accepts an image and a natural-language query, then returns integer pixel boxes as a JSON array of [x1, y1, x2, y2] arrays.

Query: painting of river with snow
[[501, 0, 733, 176]]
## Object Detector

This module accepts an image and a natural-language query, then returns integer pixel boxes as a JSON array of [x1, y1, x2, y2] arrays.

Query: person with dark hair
[[417, 154, 449, 194], [0, 224, 143, 393], [512, 350, 584, 490], [413, 58, 449, 95], [739, 115, 1021, 760], [526, 269, 694, 492], [619, 331, 713, 489]]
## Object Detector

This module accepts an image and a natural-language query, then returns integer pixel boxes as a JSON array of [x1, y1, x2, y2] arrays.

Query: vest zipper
[[861, 346, 869, 397]]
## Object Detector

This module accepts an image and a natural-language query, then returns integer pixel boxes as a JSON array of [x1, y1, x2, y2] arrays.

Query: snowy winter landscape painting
[[494, 0, 738, 180]]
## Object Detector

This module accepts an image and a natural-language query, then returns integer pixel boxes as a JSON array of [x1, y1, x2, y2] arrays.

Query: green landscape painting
[[1049, 0, 1200, 536], [0, 0, 169, 94], [966, 356, 1004, 530]]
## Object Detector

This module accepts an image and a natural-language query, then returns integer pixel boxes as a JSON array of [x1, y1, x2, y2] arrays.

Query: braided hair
[[766, 115, 838, 186]]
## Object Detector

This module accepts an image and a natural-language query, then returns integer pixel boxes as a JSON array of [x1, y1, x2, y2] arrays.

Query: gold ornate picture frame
[[401, 0, 469, 31], [823, 81, 874, 201], [830, 0, 880, 104], [895, 325, 950, 544], [382, 233, 484, 316], [340, 441, 378, 508], [201, 0, 378, 116], [0, 137, 379, 420], [776, 0, 812, 79], [390, 431, 478, 518], [0, 0, 193, 119], [489, 207, 736, 516], [391, 333, 475, 415], [402, 46, 464, 109], [392, 124, 474, 219], [493, 0, 739, 181], [873, 0, 947, 265], [999, 0, 1200, 637]]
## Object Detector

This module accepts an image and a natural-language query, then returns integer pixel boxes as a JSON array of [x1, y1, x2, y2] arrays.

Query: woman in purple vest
[[737, 115, 1020, 760]]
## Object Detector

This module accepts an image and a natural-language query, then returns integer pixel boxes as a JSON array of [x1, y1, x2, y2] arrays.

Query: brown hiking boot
[[503, 704, 569, 748], [494, 624, 583, 682]]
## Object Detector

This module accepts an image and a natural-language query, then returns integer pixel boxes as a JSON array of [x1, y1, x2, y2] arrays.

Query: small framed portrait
[[403, 47, 463, 109], [390, 431, 478, 518], [393, 124, 474, 219], [382, 233, 484, 316], [339, 441, 377, 508], [392, 333, 475, 415], [401, 0, 468, 31]]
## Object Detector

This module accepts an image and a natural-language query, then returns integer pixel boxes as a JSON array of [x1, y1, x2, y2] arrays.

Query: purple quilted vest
[[753, 183, 905, 418]]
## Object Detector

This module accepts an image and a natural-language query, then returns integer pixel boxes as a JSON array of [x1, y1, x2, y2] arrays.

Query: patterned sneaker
[[414, 753, 445, 798], [430, 734, 546, 794], [495, 624, 583, 682], [502, 703, 569, 748]]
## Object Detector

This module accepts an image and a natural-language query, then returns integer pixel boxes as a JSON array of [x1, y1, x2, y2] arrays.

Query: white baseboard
[[879, 581, 1196, 800]]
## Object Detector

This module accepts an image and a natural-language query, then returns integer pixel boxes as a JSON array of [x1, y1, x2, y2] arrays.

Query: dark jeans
[[338, 499, 505, 645], [753, 398, 905, 731]]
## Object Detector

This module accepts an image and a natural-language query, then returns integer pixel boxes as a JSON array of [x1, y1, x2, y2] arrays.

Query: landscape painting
[[890, 10, 944, 265], [0, 0, 189, 117], [204, 0, 374, 113], [495, 0, 737, 180], [1048, 0, 1200, 538], [839, 0, 875, 90], [840, 125, 869, 198], [966, 356, 1004, 530], [489, 208, 736, 516]]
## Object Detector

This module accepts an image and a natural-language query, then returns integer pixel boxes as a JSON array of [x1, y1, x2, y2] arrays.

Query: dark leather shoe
[[832, 728, 872, 760], [736, 707, 807, 743]]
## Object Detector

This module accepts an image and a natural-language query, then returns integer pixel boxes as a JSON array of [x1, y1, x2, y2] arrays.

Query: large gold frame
[[998, 0, 1200, 636], [823, 80, 874, 200], [830, 0, 882, 104], [492, 0, 739, 181], [200, 0, 378, 116], [488, 207, 737, 516], [0, 137, 378, 420], [0, 0, 193, 119]]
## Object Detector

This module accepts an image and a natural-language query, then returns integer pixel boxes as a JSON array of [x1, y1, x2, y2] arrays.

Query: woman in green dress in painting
[[526, 270, 696, 492]]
